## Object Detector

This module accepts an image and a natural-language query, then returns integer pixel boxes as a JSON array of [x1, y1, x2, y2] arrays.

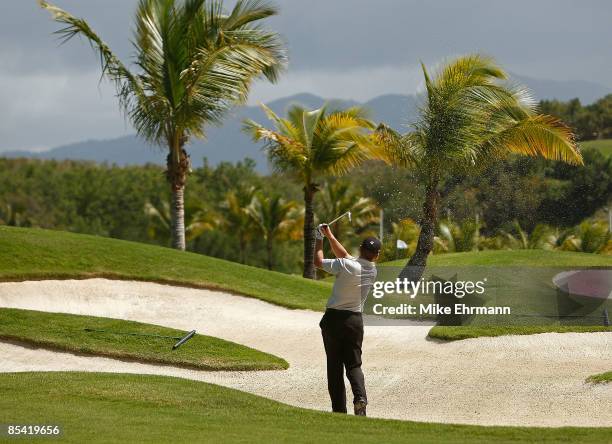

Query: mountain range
[[3, 74, 610, 172]]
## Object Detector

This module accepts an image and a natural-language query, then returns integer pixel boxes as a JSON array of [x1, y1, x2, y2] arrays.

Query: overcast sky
[[1, 0, 611, 152]]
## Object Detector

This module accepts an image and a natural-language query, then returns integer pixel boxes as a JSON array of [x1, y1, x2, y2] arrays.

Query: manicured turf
[[586, 371, 612, 384], [384, 249, 612, 267], [0, 308, 287, 371], [428, 325, 610, 341], [0, 226, 330, 311], [0, 372, 610, 444], [581, 138, 612, 157], [383, 250, 612, 339]]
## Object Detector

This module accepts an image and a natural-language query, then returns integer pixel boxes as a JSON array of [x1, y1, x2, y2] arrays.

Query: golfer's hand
[[320, 224, 332, 238], [315, 225, 325, 240]]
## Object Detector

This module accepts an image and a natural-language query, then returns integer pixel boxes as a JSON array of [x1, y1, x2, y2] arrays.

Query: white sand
[[0, 278, 610, 427]]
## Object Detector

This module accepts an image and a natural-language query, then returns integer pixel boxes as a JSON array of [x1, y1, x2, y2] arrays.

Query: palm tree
[[558, 220, 610, 253], [434, 218, 481, 253], [247, 193, 300, 270], [219, 185, 258, 263], [317, 181, 379, 243], [244, 105, 376, 278], [376, 55, 583, 280], [40, 0, 286, 250]]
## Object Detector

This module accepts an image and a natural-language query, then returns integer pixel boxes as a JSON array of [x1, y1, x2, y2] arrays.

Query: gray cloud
[[1, 0, 611, 151]]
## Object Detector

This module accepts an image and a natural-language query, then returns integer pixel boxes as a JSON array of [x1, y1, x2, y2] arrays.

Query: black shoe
[[354, 400, 367, 416]]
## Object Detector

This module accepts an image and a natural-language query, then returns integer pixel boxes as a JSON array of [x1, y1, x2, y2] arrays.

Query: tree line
[[540, 95, 612, 141]]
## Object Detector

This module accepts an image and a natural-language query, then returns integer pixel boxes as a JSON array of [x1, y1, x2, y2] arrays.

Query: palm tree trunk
[[400, 180, 439, 281], [166, 138, 191, 251], [303, 183, 317, 279], [171, 186, 186, 250]]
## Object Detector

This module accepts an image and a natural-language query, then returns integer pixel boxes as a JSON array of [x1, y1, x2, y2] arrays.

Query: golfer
[[314, 223, 381, 416]]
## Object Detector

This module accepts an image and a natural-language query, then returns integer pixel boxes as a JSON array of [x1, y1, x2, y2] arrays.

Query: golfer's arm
[[314, 238, 325, 268], [327, 233, 349, 259]]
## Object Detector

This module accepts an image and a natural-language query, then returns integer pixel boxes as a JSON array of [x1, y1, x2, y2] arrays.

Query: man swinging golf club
[[314, 218, 381, 417]]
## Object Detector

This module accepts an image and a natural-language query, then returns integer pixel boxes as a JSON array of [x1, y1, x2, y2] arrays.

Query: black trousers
[[319, 308, 367, 413]]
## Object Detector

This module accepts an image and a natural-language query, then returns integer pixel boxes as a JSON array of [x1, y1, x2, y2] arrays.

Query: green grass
[[383, 249, 612, 267], [382, 250, 612, 340], [0, 226, 330, 311], [586, 371, 612, 384], [428, 325, 610, 341], [0, 308, 287, 371], [1, 373, 610, 444], [581, 138, 612, 157]]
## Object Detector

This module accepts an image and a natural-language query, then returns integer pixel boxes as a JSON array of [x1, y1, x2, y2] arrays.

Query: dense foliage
[[1, 139, 609, 274], [540, 94, 612, 141]]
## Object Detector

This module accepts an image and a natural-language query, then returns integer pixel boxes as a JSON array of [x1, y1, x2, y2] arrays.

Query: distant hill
[[2, 93, 418, 171], [512, 74, 611, 105], [3, 75, 609, 171]]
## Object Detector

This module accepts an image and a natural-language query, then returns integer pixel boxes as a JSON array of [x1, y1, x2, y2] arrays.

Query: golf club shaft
[[173, 330, 197, 350], [327, 211, 350, 226]]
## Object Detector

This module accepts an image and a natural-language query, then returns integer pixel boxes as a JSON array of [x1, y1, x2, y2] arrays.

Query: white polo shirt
[[321, 256, 377, 313]]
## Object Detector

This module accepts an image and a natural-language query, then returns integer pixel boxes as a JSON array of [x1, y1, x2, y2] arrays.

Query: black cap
[[360, 236, 381, 252]]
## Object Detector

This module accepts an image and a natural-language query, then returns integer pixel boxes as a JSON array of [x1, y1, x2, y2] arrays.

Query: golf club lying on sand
[[84, 328, 196, 350]]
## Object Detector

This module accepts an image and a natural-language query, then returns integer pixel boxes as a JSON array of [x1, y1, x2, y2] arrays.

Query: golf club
[[83, 328, 197, 350], [317, 211, 352, 238], [326, 211, 352, 226]]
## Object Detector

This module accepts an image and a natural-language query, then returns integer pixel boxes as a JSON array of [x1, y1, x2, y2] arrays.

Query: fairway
[[0, 308, 287, 371], [1, 372, 610, 444], [581, 138, 612, 157], [384, 249, 612, 267]]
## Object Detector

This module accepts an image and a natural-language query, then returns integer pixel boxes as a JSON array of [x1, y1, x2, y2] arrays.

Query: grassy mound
[[0, 226, 330, 310], [383, 249, 612, 267], [586, 371, 612, 384], [428, 325, 610, 341], [1, 372, 610, 443], [0, 308, 287, 371], [384, 250, 611, 340]]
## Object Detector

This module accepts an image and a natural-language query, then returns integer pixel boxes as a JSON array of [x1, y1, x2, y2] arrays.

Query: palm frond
[[39, 0, 146, 119], [223, 0, 279, 30], [483, 115, 582, 165]]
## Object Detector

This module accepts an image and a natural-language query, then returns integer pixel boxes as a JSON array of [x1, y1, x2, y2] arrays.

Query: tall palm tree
[[244, 104, 376, 278], [247, 192, 300, 270], [220, 185, 258, 263], [317, 181, 379, 243], [39, 0, 286, 250], [376, 55, 583, 280]]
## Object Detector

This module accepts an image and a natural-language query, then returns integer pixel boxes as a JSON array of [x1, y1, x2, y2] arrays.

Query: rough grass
[[1, 372, 610, 444], [586, 371, 612, 384], [0, 308, 287, 371], [0, 226, 330, 311], [428, 325, 610, 341]]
